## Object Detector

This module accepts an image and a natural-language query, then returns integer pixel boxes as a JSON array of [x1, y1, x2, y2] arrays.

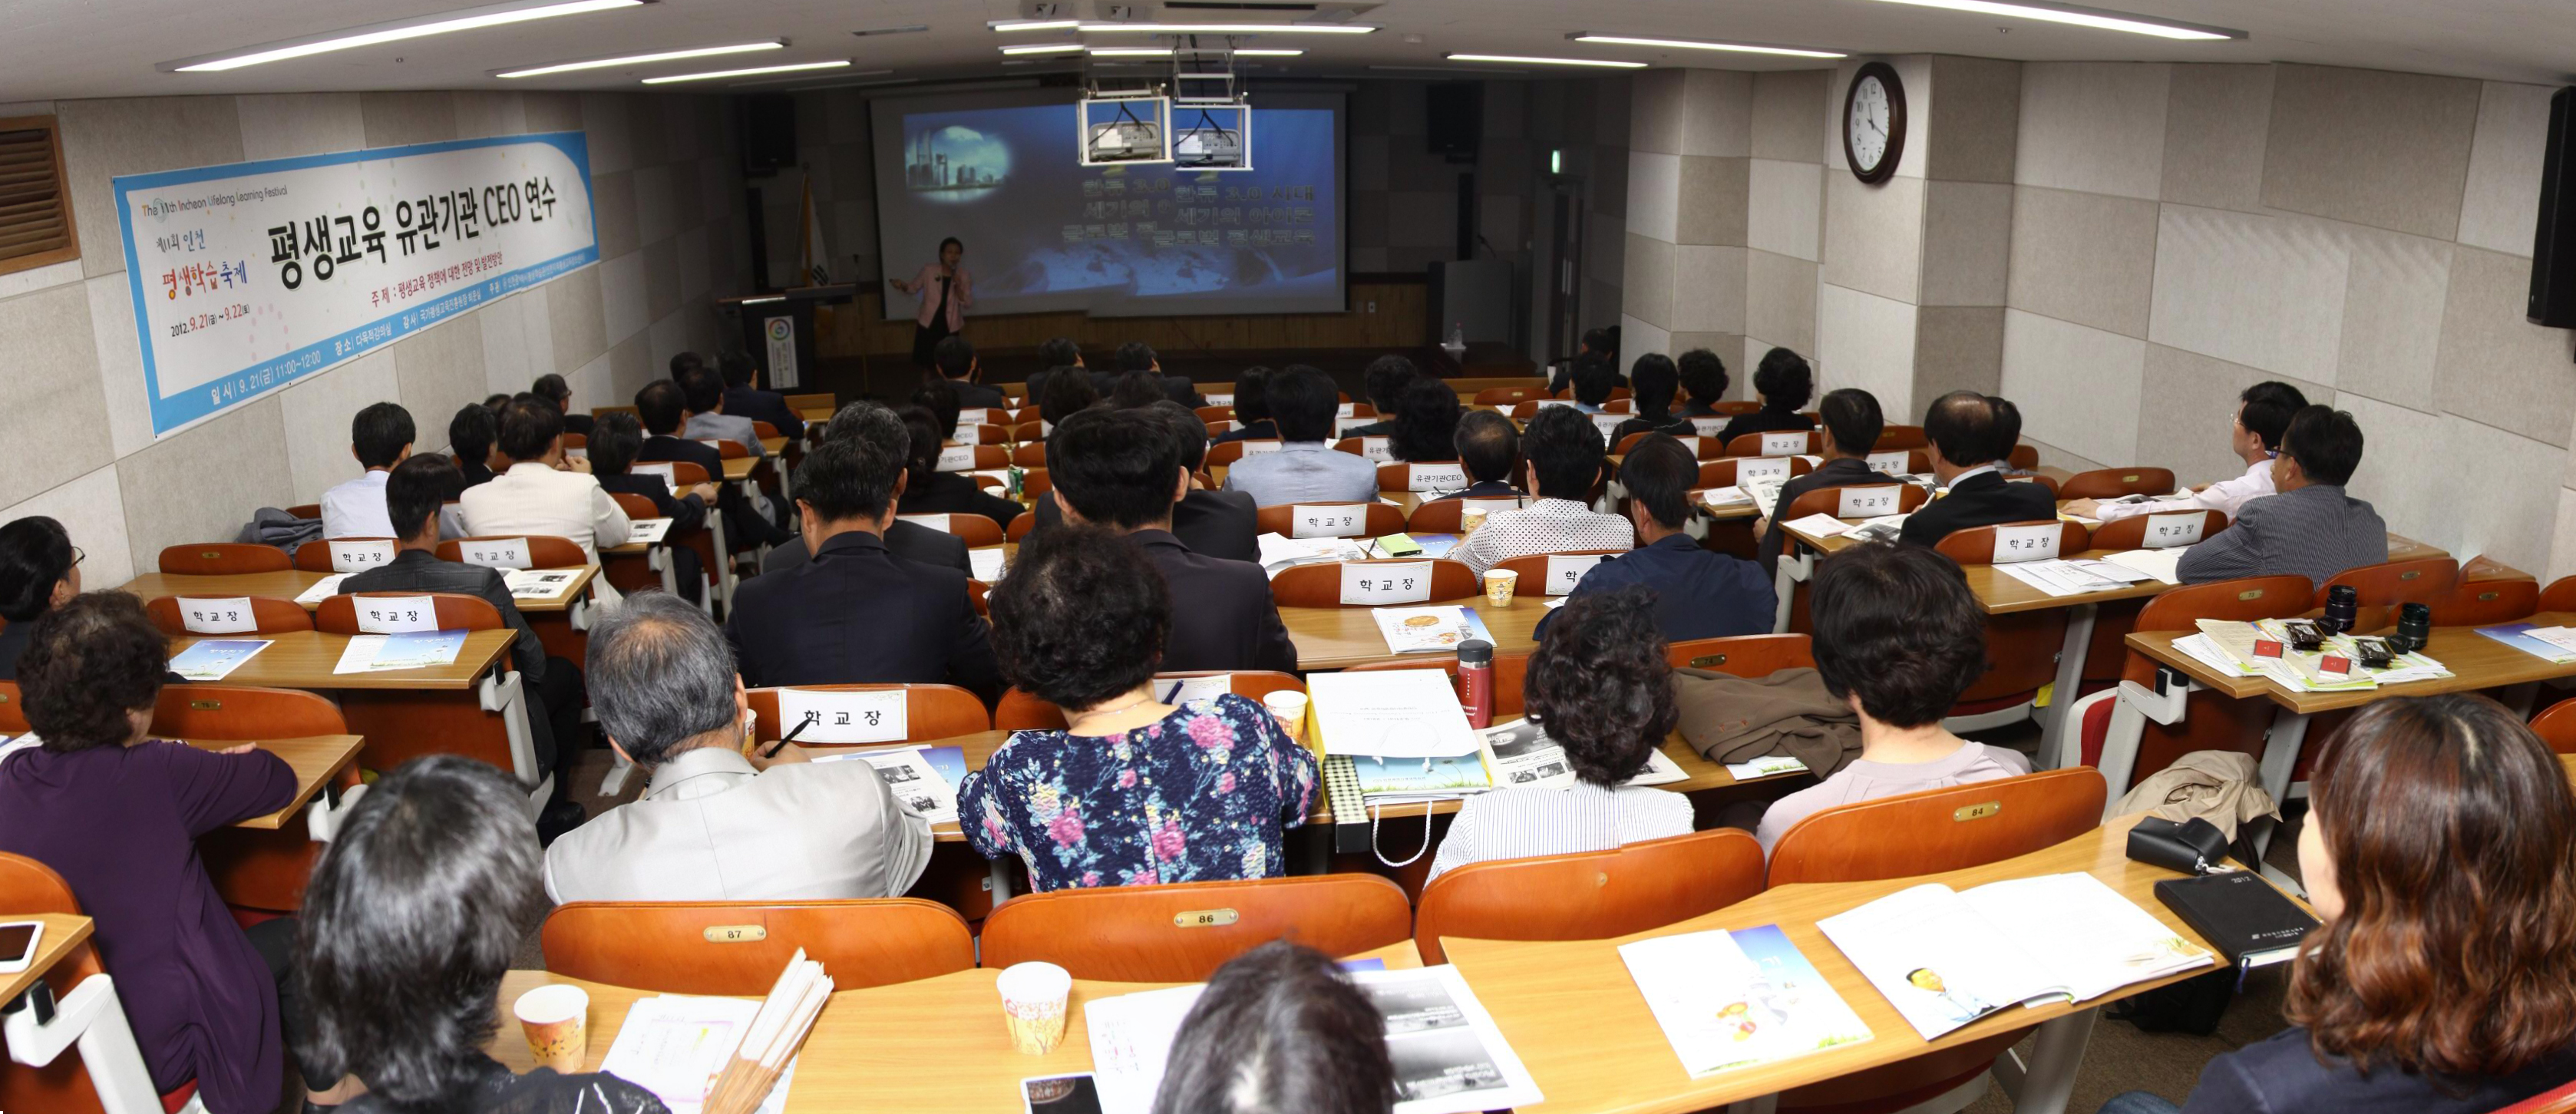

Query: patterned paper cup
[[513, 983, 589, 1073], [1483, 567, 1520, 607], [997, 961, 1073, 1055]]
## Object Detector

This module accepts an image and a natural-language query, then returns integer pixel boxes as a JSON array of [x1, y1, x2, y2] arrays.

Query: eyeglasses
[[69, 546, 84, 567]]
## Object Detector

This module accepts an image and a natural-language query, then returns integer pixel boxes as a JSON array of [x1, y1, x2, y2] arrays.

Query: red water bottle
[[1455, 639, 1494, 729]]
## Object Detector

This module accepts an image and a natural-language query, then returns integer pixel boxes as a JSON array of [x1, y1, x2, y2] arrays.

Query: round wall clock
[[1843, 61, 1907, 185]]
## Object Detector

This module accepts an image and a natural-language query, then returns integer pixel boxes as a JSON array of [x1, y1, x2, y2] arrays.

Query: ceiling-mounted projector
[[1079, 94, 1173, 165]]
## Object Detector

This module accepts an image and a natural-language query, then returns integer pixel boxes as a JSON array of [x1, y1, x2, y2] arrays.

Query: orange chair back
[[2087, 510, 2228, 552], [599, 493, 665, 593], [1490, 549, 1631, 597], [963, 424, 1010, 447], [2007, 443, 2039, 470], [995, 672, 1306, 732], [434, 534, 590, 570], [898, 512, 1006, 549], [1696, 456, 1813, 488], [0, 679, 23, 733], [1006, 514, 1038, 544], [541, 900, 974, 994], [1551, 385, 1631, 402], [322, 593, 520, 778], [1253, 501, 1406, 540], [294, 537, 403, 573], [745, 684, 991, 745], [979, 874, 1414, 981], [1874, 425, 1929, 450], [1376, 459, 1469, 491], [1927, 522, 2093, 708], [146, 596, 314, 636], [703, 438, 751, 460], [315, 591, 504, 634], [158, 543, 289, 575], [1346, 653, 1529, 718], [1930, 521, 2092, 564], [2314, 557, 2458, 609], [0, 852, 110, 1114], [1194, 405, 1235, 423], [1204, 439, 1280, 469], [284, 502, 322, 521], [751, 421, 781, 440], [2428, 577, 2538, 626], [2057, 467, 2178, 501], [1022, 468, 1054, 499], [1668, 633, 1815, 675], [1405, 495, 1527, 534], [151, 686, 350, 912], [0, 851, 82, 917], [1414, 829, 1766, 964], [1614, 431, 1726, 459], [1270, 559, 1479, 608], [1011, 441, 1048, 467], [1768, 769, 2106, 885], [1783, 483, 1930, 524], [1471, 385, 1545, 407], [2531, 699, 2576, 755], [1723, 430, 1821, 457], [2540, 575, 2576, 613]]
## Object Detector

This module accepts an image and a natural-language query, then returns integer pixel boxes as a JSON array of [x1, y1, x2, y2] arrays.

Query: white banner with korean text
[[114, 132, 599, 436]]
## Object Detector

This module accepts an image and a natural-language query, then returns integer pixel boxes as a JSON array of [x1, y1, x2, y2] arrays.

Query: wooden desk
[[723, 457, 757, 483], [0, 913, 92, 1005], [1280, 594, 1547, 670], [118, 567, 593, 615], [761, 437, 787, 455], [488, 941, 1422, 1109], [169, 630, 515, 692], [799, 405, 834, 423], [177, 735, 363, 829], [1440, 815, 2244, 1114]]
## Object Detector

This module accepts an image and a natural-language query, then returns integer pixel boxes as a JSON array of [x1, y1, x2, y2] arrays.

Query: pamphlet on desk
[[1620, 925, 1872, 1077], [1370, 606, 1494, 655], [968, 547, 1007, 583], [1086, 964, 1543, 1114], [1306, 669, 1483, 759], [293, 574, 353, 606], [2190, 619, 2450, 692], [626, 517, 675, 544], [169, 639, 272, 681], [329, 630, 467, 674], [807, 745, 959, 825], [2479, 622, 2576, 664], [1254, 533, 1372, 576], [1483, 717, 1686, 790], [1991, 557, 2161, 598], [502, 568, 581, 600], [597, 995, 798, 1114], [1816, 873, 2213, 1041]]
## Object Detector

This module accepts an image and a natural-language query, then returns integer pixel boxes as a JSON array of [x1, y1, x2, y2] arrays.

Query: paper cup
[[997, 962, 1072, 1055], [1261, 690, 1309, 741], [1459, 508, 1489, 534], [513, 983, 589, 1073], [1482, 568, 1520, 607]]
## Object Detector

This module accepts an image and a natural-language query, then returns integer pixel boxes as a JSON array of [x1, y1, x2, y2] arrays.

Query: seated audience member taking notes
[[723, 403, 1000, 699], [1052, 408, 1296, 673], [1437, 410, 1525, 502], [1674, 348, 1729, 420], [448, 402, 499, 488], [1151, 941, 1398, 1114], [894, 402, 1023, 531], [2175, 405, 2386, 590], [718, 349, 807, 439], [759, 403, 975, 577], [1760, 388, 1887, 569], [548, 592, 931, 902], [1220, 364, 1380, 507], [1210, 365, 1277, 445], [301, 756, 670, 1114], [1022, 336, 1085, 406], [1752, 543, 2029, 851], [1567, 355, 1620, 415], [676, 363, 765, 460], [961, 527, 1318, 891], [1541, 437, 1773, 642], [2099, 695, 2576, 1114], [1387, 375, 1463, 463], [348, 455, 587, 836], [531, 372, 593, 438], [1449, 405, 1633, 575], [320, 400, 414, 539], [1341, 354, 1415, 438], [0, 593, 322, 1114], [587, 412, 710, 603], [1898, 391, 2057, 548], [459, 395, 632, 567], [1033, 403, 1261, 562], [0, 515, 78, 678], [1431, 587, 1696, 879], [1718, 347, 1818, 443], [1611, 352, 1693, 444], [2069, 381, 2307, 522], [929, 335, 1006, 409]]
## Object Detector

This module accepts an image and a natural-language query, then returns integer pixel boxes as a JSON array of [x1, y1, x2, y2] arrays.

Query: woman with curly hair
[[1386, 375, 1463, 464], [2099, 694, 2576, 1114], [959, 526, 1319, 892], [1427, 586, 1693, 879]]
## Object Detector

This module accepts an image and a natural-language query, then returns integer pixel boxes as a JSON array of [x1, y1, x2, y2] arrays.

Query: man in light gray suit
[[543, 591, 931, 902], [2178, 405, 2388, 591], [677, 364, 768, 459]]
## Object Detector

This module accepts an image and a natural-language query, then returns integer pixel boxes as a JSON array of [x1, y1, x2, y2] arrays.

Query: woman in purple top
[[961, 527, 1318, 893], [0, 593, 309, 1114]]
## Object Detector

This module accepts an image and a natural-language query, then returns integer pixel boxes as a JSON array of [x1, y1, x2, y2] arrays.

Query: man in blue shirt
[[1218, 364, 1379, 506], [1538, 434, 1774, 642]]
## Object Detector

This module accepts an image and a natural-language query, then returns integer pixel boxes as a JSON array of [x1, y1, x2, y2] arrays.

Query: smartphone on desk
[[0, 920, 45, 975], [1022, 1074, 1104, 1113]]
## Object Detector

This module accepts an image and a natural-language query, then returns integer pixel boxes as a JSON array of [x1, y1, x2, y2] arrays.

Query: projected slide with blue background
[[871, 91, 1343, 318]]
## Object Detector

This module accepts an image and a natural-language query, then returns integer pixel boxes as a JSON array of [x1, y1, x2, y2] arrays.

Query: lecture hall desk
[[0, 914, 93, 1007], [174, 735, 365, 830], [163, 630, 517, 692], [115, 565, 595, 616]]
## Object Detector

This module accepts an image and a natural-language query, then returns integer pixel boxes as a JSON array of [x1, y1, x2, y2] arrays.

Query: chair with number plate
[[541, 899, 974, 994], [1204, 439, 1281, 470], [599, 493, 670, 597], [144, 597, 312, 637], [744, 684, 991, 748], [1724, 430, 1822, 458], [2428, 575, 2539, 626], [2313, 557, 2459, 610], [895, 513, 1006, 549], [434, 534, 590, 571], [2072, 511, 2232, 693], [995, 671, 1306, 732], [2062, 575, 2316, 794], [1194, 405, 1235, 424], [1875, 425, 1930, 451], [1765, 769, 2107, 1114], [2058, 467, 2178, 501], [1927, 521, 2095, 730], [150, 686, 357, 914], [1253, 502, 1405, 540], [292, 537, 398, 574], [1405, 495, 1526, 534], [1471, 385, 1546, 408], [0, 853, 201, 1114], [1413, 829, 1766, 964], [313, 592, 548, 814], [1376, 460, 1470, 494], [157, 544, 289, 575], [1666, 633, 1815, 676], [1270, 559, 1479, 609], [1612, 431, 1726, 459], [1779, 482, 1932, 524], [1011, 441, 1048, 468], [1696, 456, 1814, 491], [1344, 652, 1531, 718], [1488, 550, 1632, 600], [979, 874, 1414, 981]]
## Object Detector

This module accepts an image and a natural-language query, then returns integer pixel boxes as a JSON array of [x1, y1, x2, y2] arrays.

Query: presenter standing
[[893, 236, 973, 369]]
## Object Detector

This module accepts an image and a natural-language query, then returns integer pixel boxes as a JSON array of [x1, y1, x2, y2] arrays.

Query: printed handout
[[597, 995, 798, 1114], [1620, 925, 1872, 1077]]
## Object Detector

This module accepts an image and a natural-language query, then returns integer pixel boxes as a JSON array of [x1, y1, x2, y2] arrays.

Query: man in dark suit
[[1340, 354, 1415, 438], [1022, 336, 1085, 407], [634, 378, 791, 550], [725, 402, 1001, 700], [930, 336, 1007, 409], [1111, 341, 1204, 407], [344, 455, 587, 837], [759, 401, 974, 577], [1051, 407, 1296, 673], [1433, 410, 1525, 503], [448, 403, 498, 488], [1759, 388, 1887, 570], [1898, 391, 2059, 548], [716, 352, 807, 440], [1208, 367, 1277, 445], [1030, 402, 1259, 562], [1537, 435, 1772, 643], [586, 412, 710, 603]]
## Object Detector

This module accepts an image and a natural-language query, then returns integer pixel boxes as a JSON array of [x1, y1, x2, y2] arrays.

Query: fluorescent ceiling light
[[1869, 0, 2243, 40], [1079, 22, 1376, 34], [495, 39, 781, 78], [1091, 48, 1175, 56], [643, 58, 850, 84], [989, 18, 1080, 31], [1000, 42, 1085, 55], [1231, 48, 1304, 56], [1445, 53, 1646, 68], [725, 68, 893, 88], [167, 0, 639, 72], [1572, 34, 1844, 58]]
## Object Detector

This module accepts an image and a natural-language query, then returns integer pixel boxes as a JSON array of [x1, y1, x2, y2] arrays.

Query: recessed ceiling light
[[989, 18, 1081, 31], [1078, 22, 1376, 34], [723, 67, 893, 87], [1000, 42, 1086, 55], [494, 39, 783, 78], [1445, 53, 1646, 68], [164, 0, 639, 72], [850, 24, 930, 37], [1232, 48, 1304, 56], [1090, 47, 1175, 57], [642, 58, 850, 84], [1571, 34, 1845, 58], [1868, 0, 2242, 40]]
